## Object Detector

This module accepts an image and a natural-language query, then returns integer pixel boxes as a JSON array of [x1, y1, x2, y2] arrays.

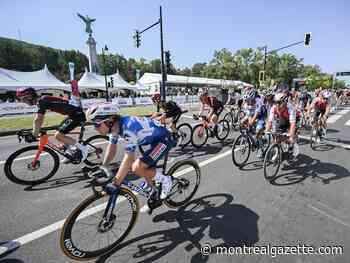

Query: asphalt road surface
[[1, 108, 350, 263]]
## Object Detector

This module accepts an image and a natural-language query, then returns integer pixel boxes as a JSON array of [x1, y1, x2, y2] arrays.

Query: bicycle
[[4, 124, 109, 185], [231, 124, 272, 168], [263, 131, 296, 181], [191, 115, 230, 148], [310, 117, 326, 150], [223, 105, 245, 131], [60, 148, 201, 261]]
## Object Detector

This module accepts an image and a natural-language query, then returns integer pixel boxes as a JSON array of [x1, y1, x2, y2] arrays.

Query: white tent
[[0, 65, 70, 91], [139, 73, 249, 88], [78, 69, 135, 92]]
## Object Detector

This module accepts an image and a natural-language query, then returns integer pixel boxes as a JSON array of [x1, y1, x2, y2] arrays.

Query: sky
[[0, 0, 349, 74]]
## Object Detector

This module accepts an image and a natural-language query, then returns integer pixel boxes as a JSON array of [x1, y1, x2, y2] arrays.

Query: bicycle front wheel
[[231, 134, 251, 167], [176, 123, 193, 148], [215, 119, 230, 141], [263, 144, 282, 181], [191, 124, 208, 148], [310, 127, 320, 150], [164, 160, 201, 208], [83, 135, 109, 166], [60, 188, 139, 261], [223, 112, 234, 128], [4, 145, 60, 185]]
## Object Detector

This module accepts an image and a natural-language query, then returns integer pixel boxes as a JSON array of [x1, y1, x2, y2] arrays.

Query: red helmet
[[151, 93, 161, 103], [16, 87, 37, 98]]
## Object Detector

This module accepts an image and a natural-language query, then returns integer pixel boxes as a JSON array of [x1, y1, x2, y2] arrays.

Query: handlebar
[[17, 130, 47, 143]]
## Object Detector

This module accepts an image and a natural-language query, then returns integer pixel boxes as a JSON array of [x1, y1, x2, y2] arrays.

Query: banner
[[112, 97, 133, 107], [135, 97, 153, 105]]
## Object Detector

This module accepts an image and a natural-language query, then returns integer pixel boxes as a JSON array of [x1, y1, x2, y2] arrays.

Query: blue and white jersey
[[244, 98, 267, 120], [109, 116, 170, 153]]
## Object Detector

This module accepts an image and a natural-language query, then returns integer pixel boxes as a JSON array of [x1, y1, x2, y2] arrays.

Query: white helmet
[[86, 103, 120, 123], [321, 90, 331, 99]]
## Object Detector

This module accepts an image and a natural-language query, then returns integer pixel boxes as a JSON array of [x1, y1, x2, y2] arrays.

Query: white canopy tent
[[78, 69, 135, 92], [0, 65, 70, 91]]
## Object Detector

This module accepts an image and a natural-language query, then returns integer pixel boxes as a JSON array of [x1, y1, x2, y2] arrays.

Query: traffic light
[[259, 70, 265, 82], [165, 50, 171, 72], [133, 30, 141, 48], [304, 33, 311, 47], [110, 77, 114, 88]]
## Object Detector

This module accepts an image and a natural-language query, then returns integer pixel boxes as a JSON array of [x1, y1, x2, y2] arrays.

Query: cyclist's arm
[[324, 104, 331, 120], [103, 143, 117, 166], [207, 108, 214, 119], [33, 113, 44, 137], [249, 112, 258, 126], [113, 152, 135, 185]]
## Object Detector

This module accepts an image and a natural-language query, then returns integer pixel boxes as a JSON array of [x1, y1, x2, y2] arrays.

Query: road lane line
[[336, 109, 350, 115], [2, 147, 233, 252], [345, 119, 350, 126], [327, 114, 344, 124], [298, 134, 350, 150], [308, 204, 350, 230]]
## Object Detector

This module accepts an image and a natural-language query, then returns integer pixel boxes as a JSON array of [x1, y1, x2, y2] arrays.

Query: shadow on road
[[0, 259, 25, 263], [239, 160, 263, 171], [96, 193, 259, 263], [270, 154, 350, 186]]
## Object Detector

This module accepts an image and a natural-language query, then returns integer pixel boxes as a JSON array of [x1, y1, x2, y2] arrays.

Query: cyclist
[[85, 103, 176, 205], [266, 92, 300, 158], [308, 90, 331, 138], [264, 89, 275, 118], [16, 87, 88, 161], [150, 93, 182, 134], [198, 91, 224, 135], [242, 90, 267, 158]]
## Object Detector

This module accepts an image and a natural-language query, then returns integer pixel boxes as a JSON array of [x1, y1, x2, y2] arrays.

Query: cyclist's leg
[[55, 116, 82, 145]]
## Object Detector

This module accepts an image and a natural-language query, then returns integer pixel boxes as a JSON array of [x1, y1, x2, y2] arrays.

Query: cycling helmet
[[16, 87, 37, 98], [265, 89, 274, 98], [274, 93, 288, 104], [321, 90, 331, 99], [86, 103, 120, 123], [151, 93, 161, 103], [246, 90, 257, 101]]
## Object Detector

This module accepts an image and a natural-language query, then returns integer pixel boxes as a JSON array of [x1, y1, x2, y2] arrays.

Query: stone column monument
[[77, 13, 100, 73]]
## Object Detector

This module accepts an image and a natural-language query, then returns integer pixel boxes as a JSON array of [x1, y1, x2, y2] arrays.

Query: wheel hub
[[98, 214, 116, 233]]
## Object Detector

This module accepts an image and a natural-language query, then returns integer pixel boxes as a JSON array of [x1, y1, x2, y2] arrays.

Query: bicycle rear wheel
[[176, 123, 193, 148], [223, 112, 234, 128], [231, 134, 251, 167], [164, 160, 201, 208], [263, 144, 282, 181], [4, 145, 59, 185], [310, 127, 321, 150], [60, 188, 139, 261], [83, 135, 109, 166]]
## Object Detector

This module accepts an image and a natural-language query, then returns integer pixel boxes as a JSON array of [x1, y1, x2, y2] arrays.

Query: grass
[[0, 105, 157, 132]]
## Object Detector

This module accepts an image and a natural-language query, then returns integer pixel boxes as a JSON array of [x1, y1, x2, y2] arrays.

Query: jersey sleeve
[[123, 131, 138, 153], [268, 106, 276, 122], [288, 104, 296, 123], [36, 98, 47, 114], [108, 134, 119, 145]]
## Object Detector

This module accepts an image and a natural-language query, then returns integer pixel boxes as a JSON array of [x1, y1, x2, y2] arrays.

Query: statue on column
[[77, 13, 96, 36]]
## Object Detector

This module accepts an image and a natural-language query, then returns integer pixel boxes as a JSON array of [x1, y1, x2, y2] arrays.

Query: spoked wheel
[[191, 124, 208, 148], [60, 189, 139, 261], [164, 160, 201, 208], [176, 123, 193, 148], [259, 133, 272, 155], [310, 127, 321, 150], [263, 144, 282, 181], [231, 134, 251, 167], [223, 112, 234, 128], [215, 119, 230, 141], [4, 145, 60, 185], [83, 135, 109, 166]]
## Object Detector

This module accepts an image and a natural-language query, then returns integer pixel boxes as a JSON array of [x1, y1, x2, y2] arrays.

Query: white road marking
[[337, 109, 350, 115], [308, 204, 350, 230], [326, 109, 349, 124], [345, 119, 350, 126], [298, 134, 350, 150], [1, 147, 233, 253]]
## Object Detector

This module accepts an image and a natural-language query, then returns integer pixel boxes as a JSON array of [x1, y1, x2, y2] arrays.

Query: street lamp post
[[102, 45, 109, 102]]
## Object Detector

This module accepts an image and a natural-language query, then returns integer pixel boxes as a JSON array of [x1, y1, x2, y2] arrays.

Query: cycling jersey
[[162, 101, 182, 119], [269, 103, 297, 123], [244, 99, 267, 120], [37, 96, 83, 116], [203, 96, 223, 109], [109, 116, 173, 152], [314, 98, 328, 111]]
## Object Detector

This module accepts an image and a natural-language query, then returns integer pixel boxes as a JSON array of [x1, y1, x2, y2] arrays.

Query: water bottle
[[139, 180, 153, 194]]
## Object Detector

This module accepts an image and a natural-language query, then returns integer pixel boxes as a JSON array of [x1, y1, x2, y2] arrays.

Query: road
[[1, 108, 350, 263]]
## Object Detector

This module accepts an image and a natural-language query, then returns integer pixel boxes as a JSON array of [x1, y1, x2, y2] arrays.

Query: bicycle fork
[[30, 134, 49, 170], [99, 193, 118, 232]]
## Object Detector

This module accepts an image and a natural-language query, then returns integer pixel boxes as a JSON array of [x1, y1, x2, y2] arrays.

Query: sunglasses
[[93, 121, 107, 128]]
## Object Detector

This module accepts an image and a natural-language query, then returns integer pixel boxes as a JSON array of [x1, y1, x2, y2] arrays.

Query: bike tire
[[60, 188, 139, 261], [191, 124, 208, 148], [164, 159, 201, 208], [4, 145, 60, 185], [176, 123, 193, 148], [215, 119, 230, 141], [231, 134, 251, 167], [83, 135, 109, 166], [310, 127, 319, 150], [263, 144, 282, 181], [223, 112, 234, 128]]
